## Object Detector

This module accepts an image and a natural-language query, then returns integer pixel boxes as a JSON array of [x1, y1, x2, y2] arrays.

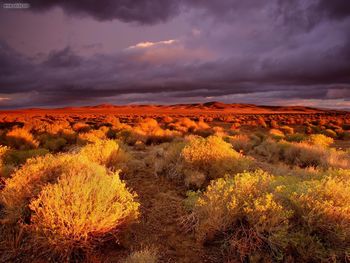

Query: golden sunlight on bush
[[189, 170, 291, 260], [5, 128, 39, 150], [1, 154, 78, 223], [0, 145, 10, 179], [179, 136, 251, 184], [154, 136, 252, 187], [1, 140, 131, 223], [127, 118, 181, 145], [254, 139, 350, 169], [269, 128, 285, 139], [154, 136, 252, 188], [29, 162, 139, 258], [187, 168, 350, 261], [306, 133, 334, 147], [79, 139, 130, 170], [289, 169, 350, 261], [77, 128, 108, 144]]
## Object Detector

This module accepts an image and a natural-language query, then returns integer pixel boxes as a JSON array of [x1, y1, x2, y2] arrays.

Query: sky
[[0, 0, 350, 109]]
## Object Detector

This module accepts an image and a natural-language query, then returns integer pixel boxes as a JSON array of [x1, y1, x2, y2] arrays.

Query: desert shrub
[[285, 133, 306, 142], [188, 169, 350, 261], [189, 170, 292, 261], [0, 145, 9, 167], [168, 118, 198, 133], [1, 140, 131, 223], [124, 247, 158, 263], [211, 126, 226, 137], [5, 128, 39, 150], [3, 148, 49, 166], [0, 145, 10, 179], [79, 139, 131, 170], [280, 125, 294, 135], [306, 134, 334, 148], [77, 128, 107, 144], [253, 139, 283, 163], [1, 153, 77, 223], [42, 136, 67, 151], [179, 136, 251, 186], [162, 115, 173, 124], [323, 129, 337, 138], [254, 139, 350, 169], [282, 142, 329, 168], [153, 141, 186, 178], [29, 162, 139, 259], [230, 122, 241, 130], [257, 116, 267, 128], [154, 136, 251, 187], [226, 134, 254, 153], [284, 143, 350, 169], [269, 129, 285, 140], [72, 122, 91, 132], [127, 118, 180, 145], [339, 131, 350, 140], [270, 120, 279, 129], [183, 169, 207, 188], [289, 172, 350, 261]]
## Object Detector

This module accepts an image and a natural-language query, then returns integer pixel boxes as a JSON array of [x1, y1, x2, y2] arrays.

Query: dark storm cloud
[[317, 0, 350, 20], [1, 0, 350, 108], [29, 0, 180, 24], [1, 38, 349, 108], [28, 0, 350, 25], [44, 47, 82, 68]]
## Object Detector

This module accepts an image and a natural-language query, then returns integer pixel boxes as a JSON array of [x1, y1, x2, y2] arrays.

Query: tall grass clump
[[29, 162, 139, 260]]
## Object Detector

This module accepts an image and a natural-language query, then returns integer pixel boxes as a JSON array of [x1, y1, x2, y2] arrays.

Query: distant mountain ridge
[[1, 101, 347, 115]]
